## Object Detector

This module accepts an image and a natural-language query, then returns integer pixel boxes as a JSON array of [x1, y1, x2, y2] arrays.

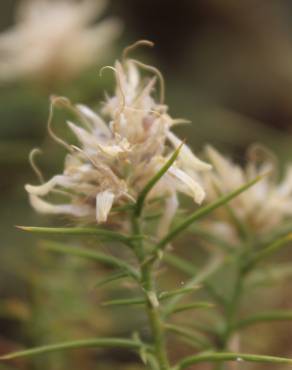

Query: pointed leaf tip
[[0, 337, 142, 360], [15, 225, 29, 231], [135, 142, 183, 217]]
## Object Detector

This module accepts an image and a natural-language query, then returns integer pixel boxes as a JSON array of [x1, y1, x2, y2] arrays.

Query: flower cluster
[[202, 145, 292, 237], [25, 55, 211, 236], [0, 0, 121, 83]]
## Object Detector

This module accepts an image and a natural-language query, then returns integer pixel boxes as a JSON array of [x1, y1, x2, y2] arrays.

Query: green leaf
[[189, 225, 234, 252], [135, 143, 182, 217], [94, 271, 129, 289], [101, 298, 145, 307], [165, 324, 211, 350], [158, 286, 201, 300], [175, 352, 292, 369], [40, 240, 139, 280], [246, 233, 292, 271], [163, 253, 197, 276], [101, 287, 201, 307], [17, 226, 139, 247], [235, 310, 292, 330], [169, 302, 214, 315], [163, 255, 224, 316], [0, 337, 142, 360], [246, 263, 292, 288], [154, 175, 264, 252]]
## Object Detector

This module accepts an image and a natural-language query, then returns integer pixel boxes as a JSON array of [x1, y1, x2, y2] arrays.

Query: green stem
[[131, 213, 170, 370], [142, 264, 170, 370], [214, 257, 244, 370]]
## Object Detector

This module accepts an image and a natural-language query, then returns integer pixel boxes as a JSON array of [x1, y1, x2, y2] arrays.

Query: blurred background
[[1, 0, 292, 369]]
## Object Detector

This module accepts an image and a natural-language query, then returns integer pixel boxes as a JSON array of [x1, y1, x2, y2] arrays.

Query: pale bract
[[202, 145, 292, 237], [25, 57, 211, 236], [0, 0, 121, 83]]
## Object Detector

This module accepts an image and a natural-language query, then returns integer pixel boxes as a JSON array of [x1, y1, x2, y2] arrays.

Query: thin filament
[[29, 148, 44, 183]]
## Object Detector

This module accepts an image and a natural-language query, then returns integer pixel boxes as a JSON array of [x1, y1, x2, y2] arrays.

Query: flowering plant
[[2, 41, 292, 370]]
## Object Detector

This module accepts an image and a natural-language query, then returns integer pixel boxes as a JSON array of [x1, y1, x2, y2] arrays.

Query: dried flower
[[202, 145, 292, 236], [25, 53, 211, 235], [0, 0, 121, 84]]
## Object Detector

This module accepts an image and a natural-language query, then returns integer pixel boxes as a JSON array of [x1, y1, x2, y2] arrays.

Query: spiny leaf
[[165, 324, 211, 350], [169, 302, 214, 315], [163, 255, 224, 316], [40, 240, 139, 280], [101, 297, 145, 307], [0, 337, 142, 360], [101, 287, 201, 307], [164, 253, 198, 275], [93, 271, 129, 289], [246, 233, 292, 271], [158, 286, 201, 300], [135, 143, 182, 217], [246, 263, 292, 288], [235, 310, 292, 330], [17, 226, 140, 247], [189, 225, 234, 252], [154, 175, 265, 252], [175, 352, 292, 369]]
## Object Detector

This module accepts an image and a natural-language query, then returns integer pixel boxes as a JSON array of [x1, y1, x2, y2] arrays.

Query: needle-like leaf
[[17, 226, 140, 247], [93, 271, 129, 289], [101, 298, 145, 307], [101, 286, 201, 307], [246, 233, 292, 271], [0, 337, 142, 360], [165, 324, 211, 350], [169, 302, 214, 315], [175, 352, 292, 369], [154, 175, 264, 252], [135, 143, 182, 217], [40, 240, 139, 280], [235, 310, 292, 330]]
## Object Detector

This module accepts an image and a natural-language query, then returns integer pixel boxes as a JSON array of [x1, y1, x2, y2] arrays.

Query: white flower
[[0, 0, 121, 83], [202, 145, 292, 235], [25, 54, 210, 235]]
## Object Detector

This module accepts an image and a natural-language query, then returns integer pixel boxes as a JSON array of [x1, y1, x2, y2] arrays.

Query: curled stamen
[[48, 96, 73, 152], [29, 148, 44, 183], [122, 40, 154, 62], [130, 59, 165, 104], [100, 65, 126, 118]]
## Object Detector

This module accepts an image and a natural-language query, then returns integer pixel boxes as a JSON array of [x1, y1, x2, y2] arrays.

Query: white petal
[[76, 104, 111, 138], [157, 193, 178, 238], [96, 190, 115, 223], [169, 167, 205, 204], [29, 194, 91, 217], [167, 132, 211, 171], [127, 60, 140, 92], [67, 121, 100, 148], [25, 175, 73, 196]]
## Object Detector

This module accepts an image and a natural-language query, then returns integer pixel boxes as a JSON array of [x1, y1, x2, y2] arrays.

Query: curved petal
[[167, 132, 211, 171], [29, 194, 91, 217], [25, 175, 73, 196], [169, 167, 205, 204], [157, 192, 178, 238]]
